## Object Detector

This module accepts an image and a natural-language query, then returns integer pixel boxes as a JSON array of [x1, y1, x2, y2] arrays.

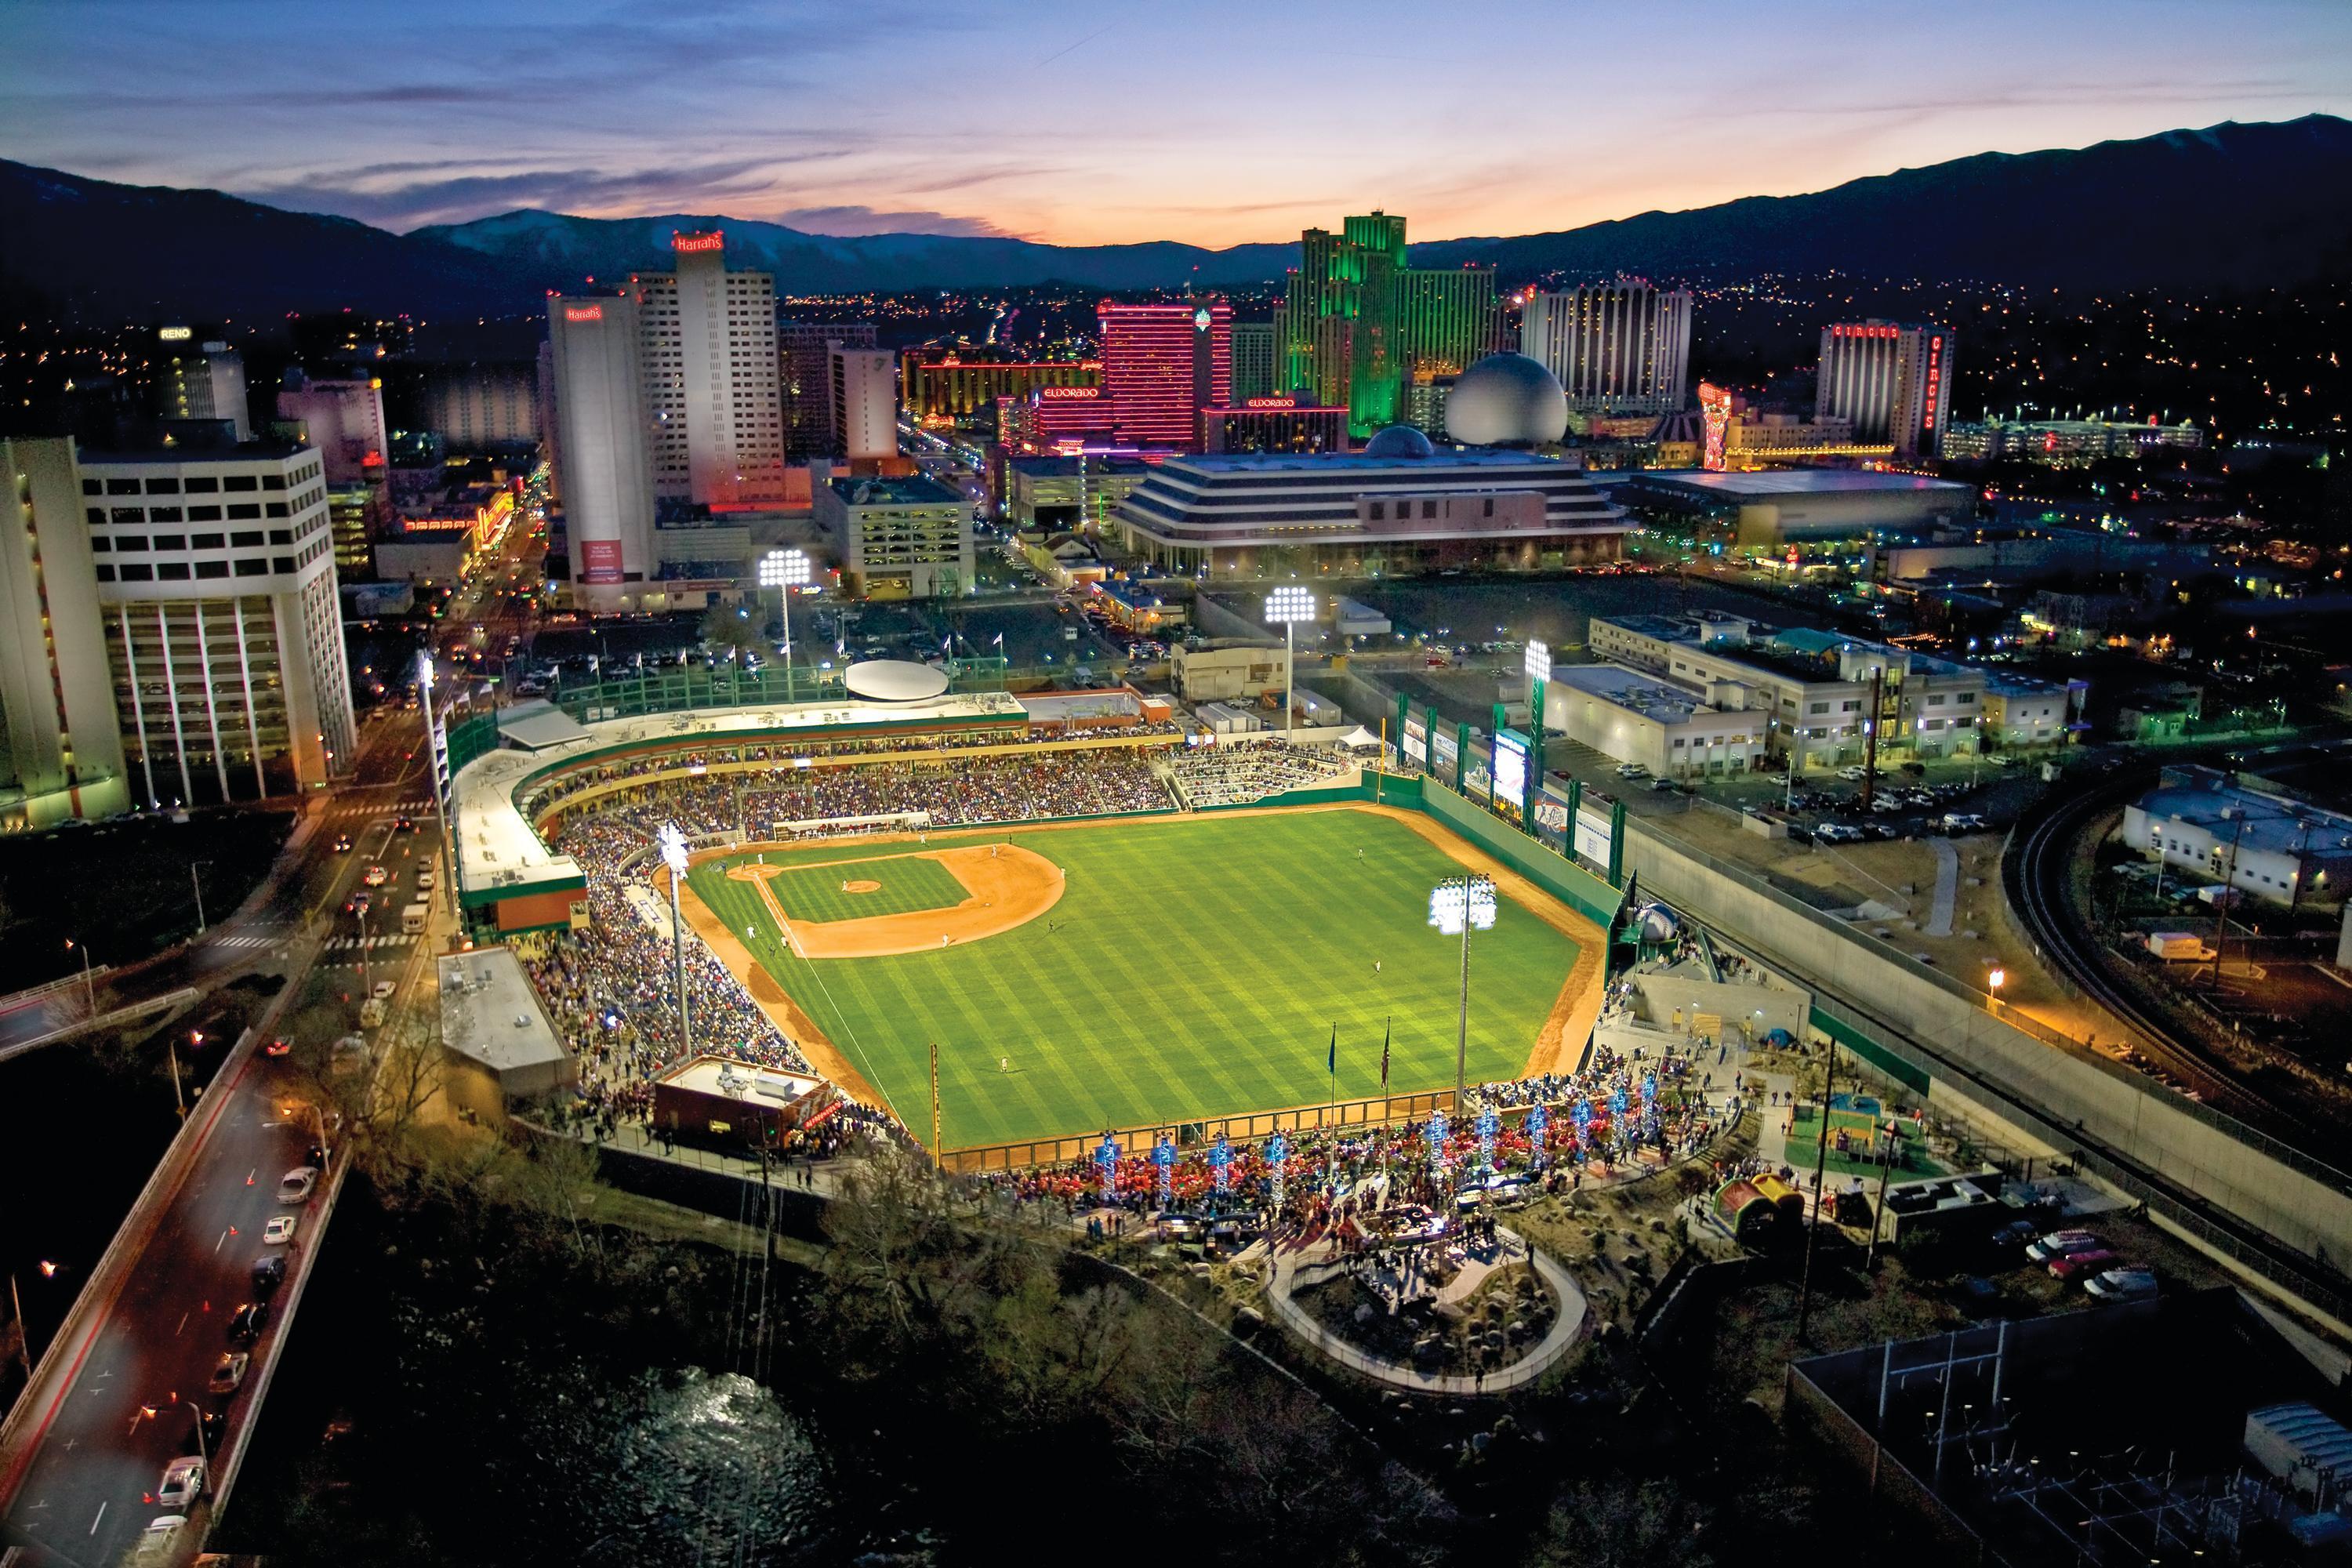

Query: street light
[[658, 824, 692, 1058], [759, 549, 811, 699], [416, 652, 452, 923], [64, 938, 94, 1014], [1263, 586, 1316, 742], [1429, 875, 1498, 1117]]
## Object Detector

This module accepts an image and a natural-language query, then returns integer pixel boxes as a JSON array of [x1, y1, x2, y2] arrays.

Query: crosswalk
[[208, 931, 285, 950], [327, 797, 437, 822], [323, 932, 419, 953]]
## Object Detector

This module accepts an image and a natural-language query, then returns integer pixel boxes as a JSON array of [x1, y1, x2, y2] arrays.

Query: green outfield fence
[[938, 1088, 1458, 1174]]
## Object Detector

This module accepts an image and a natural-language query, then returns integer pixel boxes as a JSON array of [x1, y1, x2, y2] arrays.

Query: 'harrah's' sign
[[672, 230, 724, 254], [563, 305, 604, 322]]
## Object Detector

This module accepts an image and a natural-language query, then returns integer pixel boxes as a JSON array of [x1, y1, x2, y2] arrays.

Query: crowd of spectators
[[1167, 737, 1358, 808]]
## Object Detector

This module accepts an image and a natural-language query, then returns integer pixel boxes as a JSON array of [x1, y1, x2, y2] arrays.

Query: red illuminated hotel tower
[[1095, 300, 1232, 450]]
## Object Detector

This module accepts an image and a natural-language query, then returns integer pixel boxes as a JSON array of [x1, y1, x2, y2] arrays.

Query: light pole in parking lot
[[1429, 875, 1497, 1117], [760, 549, 811, 699], [1264, 586, 1316, 742], [659, 824, 692, 1058]]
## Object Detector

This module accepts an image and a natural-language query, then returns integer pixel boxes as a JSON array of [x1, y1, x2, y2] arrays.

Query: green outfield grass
[[685, 809, 1584, 1149], [746, 852, 973, 924]]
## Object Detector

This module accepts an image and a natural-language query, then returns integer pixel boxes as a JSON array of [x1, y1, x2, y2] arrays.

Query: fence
[[938, 1089, 1457, 1175]]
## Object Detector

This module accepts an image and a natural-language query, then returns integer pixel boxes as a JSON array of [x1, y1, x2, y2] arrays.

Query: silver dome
[[1443, 352, 1569, 448], [1361, 424, 1436, 460]]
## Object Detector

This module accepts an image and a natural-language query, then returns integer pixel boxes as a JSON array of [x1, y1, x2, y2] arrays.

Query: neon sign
[[563, 305, 604, 322], [1698, 381, 1731, 472], [671, 230, 724, 254], [1244, 397, 1298, 408], [1040, 386, 1100, 400], [158, 325, 193, 342]]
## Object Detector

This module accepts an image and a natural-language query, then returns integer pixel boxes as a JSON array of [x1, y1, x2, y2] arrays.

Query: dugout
[[652, 1053, 837, 1149]]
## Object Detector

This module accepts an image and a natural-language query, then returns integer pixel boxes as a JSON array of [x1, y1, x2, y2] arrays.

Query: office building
[[1521, 281, 1692, 416], [1542, 663, 1765, 779], [1115, 442, 1628, 576], [78, 441, 355, 802], [1626, 469, 1974, 544], [1231, 321, 1279, 403], [325, 481, 387, 580], [632, 231, 787, 507], [1095, 300, 1232, 449], [829, 346, 898, 463], [421, 362, 541, 449], [546, 292, 656, 597], [0, 437, 132, 827], [2125, 764, 2352, 907], [815, 474, 972, 599], [155, 332, 250, 441], [1200, 398, 1349, 455], [1588, 612, 1985, 769], [902, 353, 1098, 430], [1816, 321, 1955, 459], [1940, 416, 2205, 465], [1279, 212, 1498, 438], [779, 321, 877, 459], [1000, 454, 1154, 532], [274, 367, 387, 485]]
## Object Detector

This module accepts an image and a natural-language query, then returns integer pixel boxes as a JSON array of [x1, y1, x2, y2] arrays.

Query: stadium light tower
[[759, 548, 811, 699], [416, 651, 452, 917], [1523, 637, 1551, 685], [1428, 874, 1497, 1116], [658, 824, 692, 1057], [1263, 586, 1316, 741]]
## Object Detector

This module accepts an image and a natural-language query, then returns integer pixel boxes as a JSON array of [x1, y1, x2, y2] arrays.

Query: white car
[[2083, 1265, 2158, 1302], [158, 1456, 205, 1508], [263, 1214, 299, 1245], [1817, 823, 1865, 844], [370, 978, 397, 1002], [275, 1166, 318, 1205], [1615, 762, 1649, 779], [2025, 1229, 2103, 1264], [1838, 764, 1870, 781], [132, 1515, 187, 1564]]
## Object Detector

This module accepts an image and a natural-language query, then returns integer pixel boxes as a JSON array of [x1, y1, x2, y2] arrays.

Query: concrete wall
[[1619, 818, 2352, 1304]]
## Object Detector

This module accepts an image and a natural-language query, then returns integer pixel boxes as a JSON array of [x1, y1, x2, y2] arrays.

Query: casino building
[[1114, 354, 1629, 575]]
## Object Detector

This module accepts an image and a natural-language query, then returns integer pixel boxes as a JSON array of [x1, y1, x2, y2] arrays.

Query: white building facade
[[829, 346, 899, 463], [1520, 282, 1692, 416], [632, 231, 787, 508], [546, 293, 658, 603], [79, 445, 355, 802], [1815, 320, 1955, 459]]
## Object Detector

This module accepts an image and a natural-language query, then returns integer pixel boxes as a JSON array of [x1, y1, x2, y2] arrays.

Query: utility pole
[[2211, 811, 2249, 992], [1859, 666, 1886, 812], [1794, 1041, 1837, 1344], [8, 1272, 33, 1381], [191, 862, 209, 935]]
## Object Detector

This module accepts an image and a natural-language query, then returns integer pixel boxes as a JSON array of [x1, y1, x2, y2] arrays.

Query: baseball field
[[680, 805, 1602, 1151]]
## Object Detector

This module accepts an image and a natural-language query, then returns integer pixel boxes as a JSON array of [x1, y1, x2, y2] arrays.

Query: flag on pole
[[1379, 1017, 1391, 1093], [1327, 1024, 1336, 1078]]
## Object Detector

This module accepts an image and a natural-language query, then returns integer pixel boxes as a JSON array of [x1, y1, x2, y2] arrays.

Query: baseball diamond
[[677, 804, 1604, 1151]]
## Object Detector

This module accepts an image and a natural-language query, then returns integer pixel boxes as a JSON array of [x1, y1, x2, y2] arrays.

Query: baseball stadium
[[441, 662, 1617, 1168]]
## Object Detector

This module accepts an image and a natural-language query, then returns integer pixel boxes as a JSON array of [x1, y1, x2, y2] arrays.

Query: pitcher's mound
[[843, 879, 881, 894]]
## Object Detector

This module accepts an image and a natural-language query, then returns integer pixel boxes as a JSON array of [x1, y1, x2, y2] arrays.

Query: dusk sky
[[5, 0, 2349, 248]]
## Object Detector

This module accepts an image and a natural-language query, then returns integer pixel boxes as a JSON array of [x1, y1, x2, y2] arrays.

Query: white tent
[[1338, 725, 1382, 750]]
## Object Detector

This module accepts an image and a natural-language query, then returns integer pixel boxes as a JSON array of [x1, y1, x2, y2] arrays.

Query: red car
[[2049, 1249, 2121, 1284]]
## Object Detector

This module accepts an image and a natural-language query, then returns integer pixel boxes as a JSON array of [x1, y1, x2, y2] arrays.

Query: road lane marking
[[214, 1229, 230, 1254], [89, 1500, 106, 1534], [175, 1311, 189, 1335]]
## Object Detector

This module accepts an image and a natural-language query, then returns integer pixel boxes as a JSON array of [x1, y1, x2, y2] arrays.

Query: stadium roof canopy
[[495, 700, 590, 750], [845, 660, 951, 702]]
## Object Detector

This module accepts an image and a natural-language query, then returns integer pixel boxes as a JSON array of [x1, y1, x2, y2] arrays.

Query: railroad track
[[2002, 766, 2317, 1138]]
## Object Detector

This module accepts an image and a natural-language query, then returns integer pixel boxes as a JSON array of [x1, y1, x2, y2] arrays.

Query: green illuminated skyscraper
[[1279, 211, 1497, 439]]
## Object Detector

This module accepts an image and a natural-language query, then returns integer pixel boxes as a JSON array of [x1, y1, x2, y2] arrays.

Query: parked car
[[133, 1514, 188, 1563], [2083, 1266, 2159, 1302], [1942, 812, 1989, 833], [1615, 762, 1650, 779], [2049, 1248, 2122, 1283], [370, 978, 397, 1002], [275, 1167, 318, 1205], [208, 1352, 249, 1393], [1817, 823, 1865, 844], [157, 1457, 205, 1509], [1838, 764, 1871, 781], [263, 1036, 292, 1057], [2025, 1229, 2103, 1263], [251, 1254, 287, 1294], [263, 1214, 298, 1245]]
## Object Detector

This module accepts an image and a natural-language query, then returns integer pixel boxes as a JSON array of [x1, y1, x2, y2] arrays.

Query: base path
[[717, 842, 1065, 959]]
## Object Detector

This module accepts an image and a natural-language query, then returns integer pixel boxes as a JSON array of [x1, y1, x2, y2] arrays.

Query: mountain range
[[3, 116, 2348, 325]]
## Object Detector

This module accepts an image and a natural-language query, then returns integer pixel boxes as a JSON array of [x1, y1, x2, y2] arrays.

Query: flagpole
[[1326, 1024, 1339, 1197], [1378, 1015, 1392, 1185]]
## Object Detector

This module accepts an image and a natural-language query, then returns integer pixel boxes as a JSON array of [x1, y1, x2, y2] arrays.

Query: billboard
[[1573, 804, 1613, 866], [1493, 728, 1529, 808], [1432, 729, 1458, 774], [1403, 715, 1428, 763], [579, 539, 624, 584]]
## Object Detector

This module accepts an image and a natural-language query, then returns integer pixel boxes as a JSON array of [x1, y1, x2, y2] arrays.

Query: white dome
[[1633, 902, 1680, 943], [1443, 353, 1569, 448], [844, 659, 949, 702]]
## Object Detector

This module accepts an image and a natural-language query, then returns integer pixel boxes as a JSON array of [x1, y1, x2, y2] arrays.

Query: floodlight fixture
[[657, 823, 690, 877], [1263, 585, 1316, 624], [1525, 638, 1552, 683]]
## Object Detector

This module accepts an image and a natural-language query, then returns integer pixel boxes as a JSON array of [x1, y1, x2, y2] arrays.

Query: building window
[[227, 503, 261, 521], [111, 506, 143, 524], [185, 477, 217, 493], [144, 477, 180, 495], [234, 558, 268, 577], [261, 473, 286, 490], [191, 532, 224, 549], [151, 534, 186, 550], [222, 474, 258, 492], [117, 563, 152, 581], [106, 477, 140, 495], [94, 563, 117, 582], [195, 560, 230, 579], [187, 506, 222, 521], [1958, 691, 1976, 704], [1808, 701, 1830, 715], [149, 506, 184, 523], [89, 536, 110, 553], [115, 535, 148, 550], [157, 561, 191, 580], [230, 530, 263, 547], [268, 528, 294, 545], [273, 556, 296, 573], [264, 502, 289, 518], [82, 478, 101, 496]]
